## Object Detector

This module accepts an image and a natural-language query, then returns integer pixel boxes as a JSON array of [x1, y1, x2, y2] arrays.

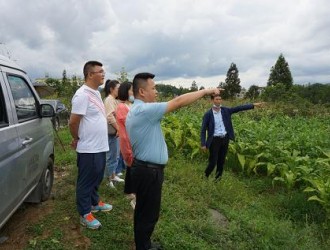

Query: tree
[[293, 83, 330, 104], [45, 78, 61, 90], [267, 54, 293, 89], [178, 85, 190, 95], [61, 70, 68, 93], [218, 81, 225, 88], [69, 75, 81, 98], [222, 63, 241, 99], [190, 80, 198, 92], [245, 85, 260, 100], [156, 83, 180, 97], [116, 67, 129, 83], [261, 83, 293, 102]]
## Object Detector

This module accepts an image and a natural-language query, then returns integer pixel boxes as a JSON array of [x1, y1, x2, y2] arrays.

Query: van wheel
[[41, 158, 54, 201]]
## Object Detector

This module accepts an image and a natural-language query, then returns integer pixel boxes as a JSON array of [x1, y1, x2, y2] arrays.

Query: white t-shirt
[[71, 85, 109, 153]]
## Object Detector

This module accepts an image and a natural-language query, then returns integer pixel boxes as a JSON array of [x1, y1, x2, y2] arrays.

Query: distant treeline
[[293, 83, 330, 104], [156, 82, 330, 105]]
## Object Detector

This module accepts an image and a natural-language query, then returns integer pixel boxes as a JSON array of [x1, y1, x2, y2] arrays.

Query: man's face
[[90, 66, 105, 85], [213, 96, 222, 106], [141, 78, 158, 102]]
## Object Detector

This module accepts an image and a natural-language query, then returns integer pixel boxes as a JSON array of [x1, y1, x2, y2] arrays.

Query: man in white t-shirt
[[69, 61, 112, 230]]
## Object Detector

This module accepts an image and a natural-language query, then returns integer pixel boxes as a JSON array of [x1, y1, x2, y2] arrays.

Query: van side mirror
[[40, 104, 55, 117]]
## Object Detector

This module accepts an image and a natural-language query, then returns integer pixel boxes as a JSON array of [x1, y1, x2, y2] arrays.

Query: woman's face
[[128, 86, 133, 97], [111, 83, 120, 97]]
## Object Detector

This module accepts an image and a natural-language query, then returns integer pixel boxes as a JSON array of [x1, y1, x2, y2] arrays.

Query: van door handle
[[22, 137, 33, 146]]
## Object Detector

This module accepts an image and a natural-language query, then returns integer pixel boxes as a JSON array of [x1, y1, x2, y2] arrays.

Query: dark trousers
[[124, 166, 133, 194], [76, 152, 106, 216], [205, 136, 229, 179], [131, 164, 164, 250]]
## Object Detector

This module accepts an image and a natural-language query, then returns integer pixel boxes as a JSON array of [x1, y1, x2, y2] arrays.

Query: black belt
[[133, 158, 165, 169], [214, 134, 227, 138]]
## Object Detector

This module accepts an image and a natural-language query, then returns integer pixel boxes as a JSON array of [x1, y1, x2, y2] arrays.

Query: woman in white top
[[103, 80, 124, 187]]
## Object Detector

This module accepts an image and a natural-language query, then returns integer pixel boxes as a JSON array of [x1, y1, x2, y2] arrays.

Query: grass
[[24, 128, 330, 249]]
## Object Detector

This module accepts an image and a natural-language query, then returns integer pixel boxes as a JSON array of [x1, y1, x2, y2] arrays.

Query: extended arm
[[166, 88, 222, 113]]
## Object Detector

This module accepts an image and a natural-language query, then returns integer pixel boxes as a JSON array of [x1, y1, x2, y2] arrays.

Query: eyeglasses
[[91, 70, 106, 75]]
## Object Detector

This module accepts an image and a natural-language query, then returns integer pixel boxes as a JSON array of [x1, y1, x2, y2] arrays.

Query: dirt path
[[0, 200, 54, 249], [0, 168, 90, 250]]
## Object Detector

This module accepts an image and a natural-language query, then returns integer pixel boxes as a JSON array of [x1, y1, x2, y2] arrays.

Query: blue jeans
[[116, 153, 126, 174], [76, 152, 106, 216], [105, 134, 119, 178]]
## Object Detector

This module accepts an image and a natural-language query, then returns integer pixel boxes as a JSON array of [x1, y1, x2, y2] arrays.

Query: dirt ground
[[0, 169, 90, 250], [0, 202, 53, 249]]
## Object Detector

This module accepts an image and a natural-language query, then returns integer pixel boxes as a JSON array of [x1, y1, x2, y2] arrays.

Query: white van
[[0, 55, 55, 229]]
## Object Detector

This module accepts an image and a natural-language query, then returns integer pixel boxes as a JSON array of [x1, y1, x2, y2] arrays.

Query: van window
[[7, 75, 38, 121], [0, 84, 8, 127]]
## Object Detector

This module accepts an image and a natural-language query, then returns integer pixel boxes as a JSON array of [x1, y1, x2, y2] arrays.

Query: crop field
[[2, 99, 329, 249], [163, 100, 330, 220]]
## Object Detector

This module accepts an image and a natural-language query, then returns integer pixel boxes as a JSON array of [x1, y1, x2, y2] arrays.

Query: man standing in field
[[126, 72, 221, 250], [201, 94, 263, 181], [69, 61, 112, 230]]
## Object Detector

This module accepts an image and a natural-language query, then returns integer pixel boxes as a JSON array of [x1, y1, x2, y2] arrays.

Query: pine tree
[[267, 54, 293, 89], [190, 80, 198, 91], [61, 69, 69, 96], [223, 63, 241, 99], [116, 67, 129, 83], [245, 85, 260, 100]]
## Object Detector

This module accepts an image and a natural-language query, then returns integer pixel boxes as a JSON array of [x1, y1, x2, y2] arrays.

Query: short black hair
[[83, 61, 102, 80], [132, 72, 155, 96], [118, 81, 133, 101], [104, 80, 119, 96], [211, 94, 221, 100]]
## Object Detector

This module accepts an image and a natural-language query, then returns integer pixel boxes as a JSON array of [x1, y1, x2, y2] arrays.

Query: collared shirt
[[126, 99, 168, 164], [213, 109, 227, 136]]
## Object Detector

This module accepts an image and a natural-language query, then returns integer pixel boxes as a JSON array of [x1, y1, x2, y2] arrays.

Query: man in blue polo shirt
[[126, 73, 221, 250]]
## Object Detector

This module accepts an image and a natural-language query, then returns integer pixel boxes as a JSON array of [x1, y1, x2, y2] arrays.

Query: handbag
[[107, 123, 117, 135]]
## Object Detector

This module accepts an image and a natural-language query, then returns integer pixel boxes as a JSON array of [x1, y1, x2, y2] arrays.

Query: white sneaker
[[106, 181, 116, 188], [126, 194, 135, 200], [130, 199, 136, 210], [117, 172, 123, 176], [112, 176, 124, 182]]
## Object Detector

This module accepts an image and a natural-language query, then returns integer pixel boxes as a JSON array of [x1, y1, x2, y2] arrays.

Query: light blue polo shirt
[[126, 99, 168, 165]]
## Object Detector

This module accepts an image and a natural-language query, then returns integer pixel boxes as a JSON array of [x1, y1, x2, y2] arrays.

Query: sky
[[1, 0, 330, 89]]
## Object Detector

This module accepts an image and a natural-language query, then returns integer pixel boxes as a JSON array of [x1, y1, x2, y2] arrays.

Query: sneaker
[[214, 176, 222, 183], [126, 193, 135, 200], [80, 213, 101, 229], [117, 172, 123, 176], [91, 201, 113, 213], [106, 181, 116, 189], [130, 199, 136, 210], [149, 241, 163, 250], [112, 175, 124, 182]]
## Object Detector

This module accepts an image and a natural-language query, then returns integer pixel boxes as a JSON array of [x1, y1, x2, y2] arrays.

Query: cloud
[[1, 0, 329, 89]]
